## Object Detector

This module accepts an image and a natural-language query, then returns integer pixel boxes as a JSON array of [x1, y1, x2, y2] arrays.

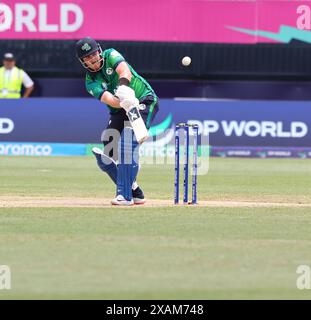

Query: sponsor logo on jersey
[[106, 67, 113, 75]]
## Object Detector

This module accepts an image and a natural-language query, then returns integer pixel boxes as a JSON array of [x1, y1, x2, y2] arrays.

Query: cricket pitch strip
[[1, 196, 311, 208]]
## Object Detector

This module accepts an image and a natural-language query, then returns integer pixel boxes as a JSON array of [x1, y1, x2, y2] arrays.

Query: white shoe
[[111, 195, 134, 206]]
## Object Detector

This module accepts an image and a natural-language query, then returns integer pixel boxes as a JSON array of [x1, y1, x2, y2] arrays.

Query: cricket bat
[[126, 105, 149, 144]]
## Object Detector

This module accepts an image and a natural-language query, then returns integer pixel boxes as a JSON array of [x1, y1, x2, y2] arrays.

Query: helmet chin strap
[[80, 45, 104, 72]]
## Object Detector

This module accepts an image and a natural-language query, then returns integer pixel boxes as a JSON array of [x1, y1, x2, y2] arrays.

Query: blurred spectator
[[0, 53, 34, 99]]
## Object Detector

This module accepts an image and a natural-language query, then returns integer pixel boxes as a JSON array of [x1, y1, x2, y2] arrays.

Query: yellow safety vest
[[0, 66, 23, 99]]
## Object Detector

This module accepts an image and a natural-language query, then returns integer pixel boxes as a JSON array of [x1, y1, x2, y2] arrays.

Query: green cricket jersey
[[85, 48, 157, 114]]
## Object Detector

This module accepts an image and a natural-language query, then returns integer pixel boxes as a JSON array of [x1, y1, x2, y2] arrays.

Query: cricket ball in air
[[182, 56, 191, 66]]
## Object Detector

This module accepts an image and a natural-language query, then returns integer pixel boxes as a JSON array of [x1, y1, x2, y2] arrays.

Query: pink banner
[[0, 0, 310, 43]]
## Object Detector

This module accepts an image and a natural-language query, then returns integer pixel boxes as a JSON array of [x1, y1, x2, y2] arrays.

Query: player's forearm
[[116, 61, 132, 83], [119, 70, 132, 83], [101, 91, 122, 108]]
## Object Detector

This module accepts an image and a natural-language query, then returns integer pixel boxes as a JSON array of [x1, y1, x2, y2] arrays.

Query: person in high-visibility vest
[[0, 53, 34, 99]]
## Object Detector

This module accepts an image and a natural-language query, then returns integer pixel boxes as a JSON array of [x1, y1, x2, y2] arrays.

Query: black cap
[[3, 53, 15, 60], [75, 37, 99, 59]]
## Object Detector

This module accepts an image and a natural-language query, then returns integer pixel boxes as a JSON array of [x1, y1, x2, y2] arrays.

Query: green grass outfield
[[0, 156, 311, 299]]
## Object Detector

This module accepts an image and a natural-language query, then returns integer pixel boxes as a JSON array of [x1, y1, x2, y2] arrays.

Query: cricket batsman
[[75, 37, 159, 206]]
